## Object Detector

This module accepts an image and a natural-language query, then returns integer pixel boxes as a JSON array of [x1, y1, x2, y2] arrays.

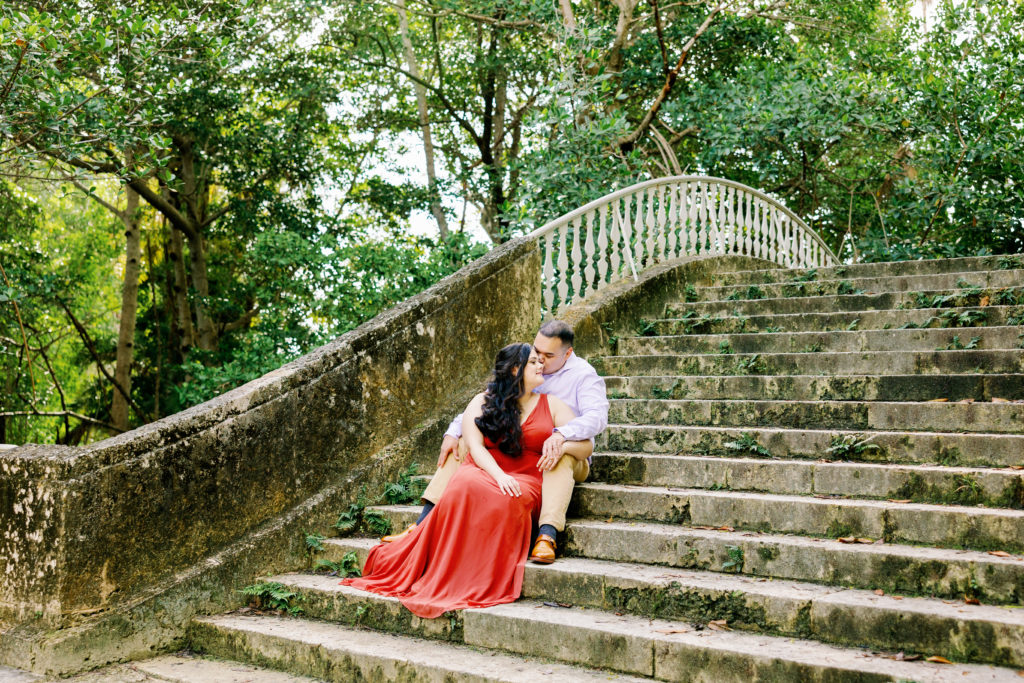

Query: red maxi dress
[[341, 395, 551, 618]]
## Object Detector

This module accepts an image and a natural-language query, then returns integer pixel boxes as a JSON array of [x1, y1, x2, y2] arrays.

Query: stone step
[[607, 398, 1024, 434], [649, 305, 1021, 335], [665, 286, 1021, 318], [593, 349, 1024, 377], [589, 452, 1024, 508], [711, 254, 1024, 286], [573, 483, 1024, 553], [619, 325, 1024, 356], [48, 654, 319, 682], [189, 613, 648, 682], [324, 526, 1024, 609], [600, 424, 1024, 468], [560, 519, 1024, 605], [257, 567, 1024, 671], [693, 270, 1023, 303], [604, 373, 1024, 402], [471, 600, 1022, 682]]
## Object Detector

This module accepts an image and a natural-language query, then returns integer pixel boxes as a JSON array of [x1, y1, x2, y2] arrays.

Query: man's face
[[533, 333, 571, 375]]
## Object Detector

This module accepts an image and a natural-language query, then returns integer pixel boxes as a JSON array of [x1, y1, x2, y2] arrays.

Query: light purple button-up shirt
[[445, 351, 609, 442]]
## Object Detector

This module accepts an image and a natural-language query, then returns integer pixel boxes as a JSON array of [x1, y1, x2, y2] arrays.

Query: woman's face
[[522, 351, 545, 394]]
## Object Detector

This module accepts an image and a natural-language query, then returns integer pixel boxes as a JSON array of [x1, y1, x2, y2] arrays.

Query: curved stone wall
[[0, 236, 541, 673]]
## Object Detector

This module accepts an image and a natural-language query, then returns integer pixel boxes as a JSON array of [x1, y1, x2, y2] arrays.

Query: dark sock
[[416, 501, 436, 525], [538, 524, 558, 541]]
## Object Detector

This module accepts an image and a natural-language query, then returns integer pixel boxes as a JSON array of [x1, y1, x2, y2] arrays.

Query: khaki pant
[[421, 439, 590, 532]]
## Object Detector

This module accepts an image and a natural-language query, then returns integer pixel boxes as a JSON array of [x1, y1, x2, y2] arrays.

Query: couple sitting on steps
[[341, 320, 609, 618]]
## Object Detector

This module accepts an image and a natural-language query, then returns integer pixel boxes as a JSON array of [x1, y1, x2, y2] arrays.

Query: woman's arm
[[462, 393, 522, 497], [547, 395, 594, 462]]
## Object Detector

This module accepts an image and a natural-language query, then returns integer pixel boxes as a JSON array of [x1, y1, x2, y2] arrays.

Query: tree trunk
[[187, 232, 217, 351], [397, 0, 448, 239], [168, 225, 194, 356], [110, 187, 142, 431]]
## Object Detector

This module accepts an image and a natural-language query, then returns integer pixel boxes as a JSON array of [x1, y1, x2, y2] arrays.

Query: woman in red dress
[[341, 342, 590, 618]]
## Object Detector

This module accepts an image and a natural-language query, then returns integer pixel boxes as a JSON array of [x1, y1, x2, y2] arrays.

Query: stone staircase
[[179, 255, 1024, 681]]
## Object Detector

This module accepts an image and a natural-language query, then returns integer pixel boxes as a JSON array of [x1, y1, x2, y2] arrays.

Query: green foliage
[[362, 509, 393, 537], [727, 285, 764, 301], [733, 354, 767, 375], [635, 318, 658, 337], [304, 532, 326, 554], [845, 319, 860, 331], [826, 435, 881, 460], [678, 311, 716, 335], [383, 463, 427, 505], [940, 335, 980, 351], [240, 582, 304, 615], [836, 281, 865, 296], [998, 255, 1024, 270], [717, 340, 734, 355], [724, 433, 770, 457], [799, 342, 825, 353], [313, 551, 361, 578], [722, 545, 744, 572], [684, 284, 700, 303], [938, 309, 987, 328]]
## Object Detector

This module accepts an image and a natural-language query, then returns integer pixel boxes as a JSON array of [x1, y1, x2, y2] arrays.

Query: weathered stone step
[[589, 452, 1024, 508], [604, 373, 1024, 402], [573, 482, 1024, 552], [712, 253, 1024, 286], [649, 304, 1021, 335], [665, 286, 1022, 317], [693, 270, 1023, 303], [593, 349, 1024, 377], [76, 654, 322, 682], [256, 571, 1024, 673], [620, 325, 1024, 356], [472, 600, 1021, 682], [608, 398, 1024, 434], [601, 424, 1024, 468], [560, 519, 1024, 604], [324, 525, 1024, 609], [189, 612, 646, 682]]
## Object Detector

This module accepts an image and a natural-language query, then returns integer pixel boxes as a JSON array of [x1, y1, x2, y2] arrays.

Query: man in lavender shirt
[[381, 320, 609, 564]]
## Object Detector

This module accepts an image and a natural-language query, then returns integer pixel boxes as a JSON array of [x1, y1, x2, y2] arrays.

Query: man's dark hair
[[538, 320, 574, 347]]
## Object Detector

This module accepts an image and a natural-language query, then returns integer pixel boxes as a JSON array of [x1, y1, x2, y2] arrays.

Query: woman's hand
[[493, 472, 522, 497]]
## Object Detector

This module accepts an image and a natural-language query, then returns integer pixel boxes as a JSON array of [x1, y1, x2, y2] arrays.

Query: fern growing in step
[[724, 432, 770, 457], [240, 582, 304, 615]]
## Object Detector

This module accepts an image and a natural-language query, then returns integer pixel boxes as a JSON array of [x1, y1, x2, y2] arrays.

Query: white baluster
[[708, 183, 721, 254], [542, 229, 555, 314], [719, 184, 730, 254], [622, 194, 640, 280], [556, 224, 569, 309], [686, 182, 698, 255], [609, 198, 622, 280], [631, 191, 645, 268], [765, 205, 777, 265], [570, 215, 583, 303], [646, 186, 657, 264], [742, 192, 753, 257], [584, 210, 596, 296], [725, 185, 736, 254], [597, 203, 610, 285], [667, 183, 679, 259], [697, 181, 708, 253]]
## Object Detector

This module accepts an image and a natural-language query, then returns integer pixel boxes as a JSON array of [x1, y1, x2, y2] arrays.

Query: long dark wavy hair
[[474, 342, 532, 456]]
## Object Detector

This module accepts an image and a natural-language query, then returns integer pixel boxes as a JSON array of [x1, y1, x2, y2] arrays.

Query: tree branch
[[57, 299, 155, 424], [0, 410, 122, 434], [615, 2, 727, 153]]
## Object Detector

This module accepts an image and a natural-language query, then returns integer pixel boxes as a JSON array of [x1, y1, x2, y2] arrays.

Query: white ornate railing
[[527, 175, 838, 314]]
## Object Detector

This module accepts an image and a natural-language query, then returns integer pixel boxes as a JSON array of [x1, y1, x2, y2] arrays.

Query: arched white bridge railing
[[527, 175, 838, 315]]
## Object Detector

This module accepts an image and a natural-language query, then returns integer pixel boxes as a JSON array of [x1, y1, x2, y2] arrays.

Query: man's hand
[[438, 434, 459, 468], [537, 432, 566, 471]]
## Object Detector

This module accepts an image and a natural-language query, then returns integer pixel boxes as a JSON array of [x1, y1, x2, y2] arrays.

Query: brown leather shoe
[[380, 523, 416, 543], [529, 534, 556, 564]]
